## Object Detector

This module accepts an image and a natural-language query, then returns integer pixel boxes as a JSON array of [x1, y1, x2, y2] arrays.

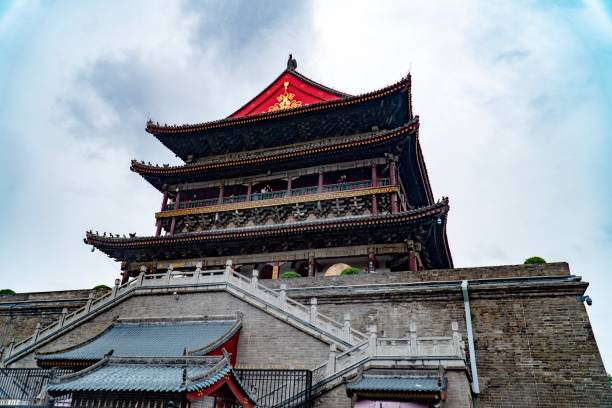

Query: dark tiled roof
[[347, 375, 445, 393], [37, 318, 240, 362], [47, 357, 224, 393], [46, 356, 255, 404]]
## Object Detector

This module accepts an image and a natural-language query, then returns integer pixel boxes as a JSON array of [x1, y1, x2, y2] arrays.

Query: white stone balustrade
[[312, 321, 467, 385], [3, 260, 368, 364]]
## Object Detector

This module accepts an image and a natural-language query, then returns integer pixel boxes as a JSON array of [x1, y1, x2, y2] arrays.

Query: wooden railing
[[163, 178, 391, 212]]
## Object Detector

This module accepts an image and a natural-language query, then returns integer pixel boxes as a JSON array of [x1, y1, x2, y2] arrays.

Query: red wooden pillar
[[391, 193, 399, 213], [368, 248, 376, 273], [318, 171, 324, 193], [371, 163, 378, 187], [155, 192, 168, 237], [169, 191, 181, 235], [218, 184, 224, 205], [287, 176, 292, 197], [246, 183, 252, 201], [408, 251, 418, 272], [389, 161, 397, 186]]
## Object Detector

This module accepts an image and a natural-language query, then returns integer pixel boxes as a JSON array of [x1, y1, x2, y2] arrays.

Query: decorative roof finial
[[287, 54, 297, 71]]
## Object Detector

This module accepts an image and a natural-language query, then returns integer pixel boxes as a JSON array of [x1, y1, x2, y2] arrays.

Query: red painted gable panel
[[229, 71, 343, 118]]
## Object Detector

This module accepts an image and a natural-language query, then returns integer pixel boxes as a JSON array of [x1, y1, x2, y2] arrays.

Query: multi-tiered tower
[[86, 57, 452, 282]]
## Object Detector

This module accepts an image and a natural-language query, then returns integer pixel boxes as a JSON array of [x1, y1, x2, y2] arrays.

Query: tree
[[524, 256, 546, 265], [0, 289, 16, 295], [92, 284, 111, 290]]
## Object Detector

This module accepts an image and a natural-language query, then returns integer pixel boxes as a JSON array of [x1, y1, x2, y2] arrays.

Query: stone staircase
[[2, 261, 367, 365]]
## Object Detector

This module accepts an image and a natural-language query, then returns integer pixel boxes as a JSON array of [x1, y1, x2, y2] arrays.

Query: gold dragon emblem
[[268, 81, 303, 112]]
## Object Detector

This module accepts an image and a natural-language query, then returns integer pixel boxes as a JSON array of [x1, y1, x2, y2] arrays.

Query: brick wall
[[9, 290, 329, 370], [3, 263, 610, 407], [0, 289, 108, 357]]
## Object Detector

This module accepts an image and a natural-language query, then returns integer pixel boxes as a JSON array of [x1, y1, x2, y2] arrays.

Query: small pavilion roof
[[346, 375, 446, 393], [346, 374, 448, 403], [46, 355, 256, 405], [37, 317, 241, 365]]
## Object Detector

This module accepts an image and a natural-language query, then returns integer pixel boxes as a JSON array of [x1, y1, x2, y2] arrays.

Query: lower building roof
[[36, 316, 241, 365], [346, 375, 446, 393], [46, 355, 255, 405], [84, 200, 452, 269]]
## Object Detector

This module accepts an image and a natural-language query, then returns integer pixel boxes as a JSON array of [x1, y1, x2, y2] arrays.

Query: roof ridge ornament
[[287, 54, 297, 71]]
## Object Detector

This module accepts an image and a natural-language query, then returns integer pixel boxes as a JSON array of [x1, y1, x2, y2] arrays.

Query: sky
[[0, 0, 611, 369]]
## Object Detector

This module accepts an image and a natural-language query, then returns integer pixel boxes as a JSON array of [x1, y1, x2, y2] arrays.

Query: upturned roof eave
[[130, 120, 419, 184], [145, 75, 410, 136], [84, 200, 449, 249]]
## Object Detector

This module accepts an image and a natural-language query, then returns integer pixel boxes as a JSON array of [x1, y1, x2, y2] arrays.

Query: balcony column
[[155, 191, 169, 237], [408, 250, 418, 272], [218, 184, 224, 205], [371, 163, 378, 187], [246, 183, 252, 202], [389, 160, 397, 186], [169, 191, 181, 235], [391, 193, 399, 213], [287, 176, 292, 197], [318, 171, 324, 193]]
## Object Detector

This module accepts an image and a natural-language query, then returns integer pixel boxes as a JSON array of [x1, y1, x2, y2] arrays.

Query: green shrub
[[92, 284, 111, 290], [280, 271, 301, 279], [0, 289, 16, 295], [340, 267, 361, 276], [524, 256, 546, 265]]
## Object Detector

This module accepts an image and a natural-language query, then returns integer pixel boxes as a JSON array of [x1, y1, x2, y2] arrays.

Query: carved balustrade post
[[343, 313, 352, 342], [85, 292, 94, 313], [31, 323, 42, 344], [137, 271, 145, 286], [409, 322, 418, 355], [327, 344, 337, 376], [279, 283, 287, 304], [250, 269, 259, 291], [111, 278, 120, 298], [195, 261, 202, 282], [59, 308, 68, 327], [224, 259, 233, 282], [310, 298, 318, 324], [165, 265, 173, 285], [368, 325, 378, 356]]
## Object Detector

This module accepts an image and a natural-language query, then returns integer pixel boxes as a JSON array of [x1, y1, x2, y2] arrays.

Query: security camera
[[577, 295, 592, 306]]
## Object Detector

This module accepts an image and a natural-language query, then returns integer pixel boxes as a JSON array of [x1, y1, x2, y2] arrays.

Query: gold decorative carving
[[267, 81, 303, 112], [155, 186, 399, 219]]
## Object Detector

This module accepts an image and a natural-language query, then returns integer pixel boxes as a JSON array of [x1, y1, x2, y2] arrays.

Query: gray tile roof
[[37, 318, 240, 361], [346, 375, 444, 393], [46, 356, 256, 404], [46, 357, 223, 393]]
